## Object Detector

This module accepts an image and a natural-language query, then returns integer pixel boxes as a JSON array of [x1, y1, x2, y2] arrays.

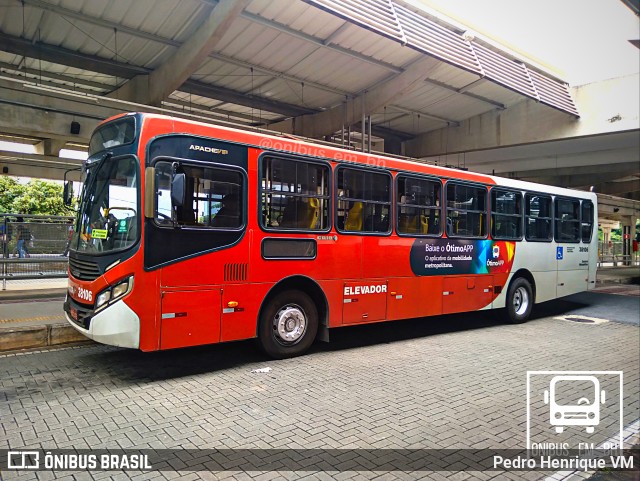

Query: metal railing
[[598, 241, 640, 267], [1, 214, 74, 290]]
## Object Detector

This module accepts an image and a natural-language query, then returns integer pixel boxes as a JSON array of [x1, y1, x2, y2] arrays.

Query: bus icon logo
[[526, 371, 623, 449], [543, 375, 605, 434], [492, 245, 500, 259]]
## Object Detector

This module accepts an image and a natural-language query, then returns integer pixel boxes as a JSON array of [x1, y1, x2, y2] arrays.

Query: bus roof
[[109, 112, 595, 201]]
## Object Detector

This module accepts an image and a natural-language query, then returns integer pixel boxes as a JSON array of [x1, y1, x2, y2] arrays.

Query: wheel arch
[[257, 275, 329, 342], [509, 268, 537, 303]]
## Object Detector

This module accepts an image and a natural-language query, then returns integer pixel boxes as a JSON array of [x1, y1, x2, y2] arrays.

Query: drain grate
[[564, 316, 595, 323], [555, 315, 609, 325]]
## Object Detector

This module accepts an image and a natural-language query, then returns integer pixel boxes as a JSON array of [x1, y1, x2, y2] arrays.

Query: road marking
[[0, 316, 65, 324], [543, 418, 639, 481]]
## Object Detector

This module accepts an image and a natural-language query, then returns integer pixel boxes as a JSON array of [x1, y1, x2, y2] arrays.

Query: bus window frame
[[395, 173, 443, 238], [524, 191, 554, 243], [580, 199, 595, 244], [88, 115, 137, 157], [490, 187, 524, 241], [334, 165, 393, 237], [444, 180, 489, 240], [151, 156, 247, 232], [258, 153, 332, 234], [554, 196, 581, 244]]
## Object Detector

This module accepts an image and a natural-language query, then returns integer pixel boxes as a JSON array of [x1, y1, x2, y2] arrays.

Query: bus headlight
[[95, 290, 111, 309], [112, 279, 131, 299], [95, 276, 134, 311]]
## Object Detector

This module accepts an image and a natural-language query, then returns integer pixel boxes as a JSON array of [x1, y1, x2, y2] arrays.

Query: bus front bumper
[[64, 296, 140, 349]]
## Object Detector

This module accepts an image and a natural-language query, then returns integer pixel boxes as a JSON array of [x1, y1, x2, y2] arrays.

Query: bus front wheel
[[258, 290, 318, 359], [504, 277, 533, 324]]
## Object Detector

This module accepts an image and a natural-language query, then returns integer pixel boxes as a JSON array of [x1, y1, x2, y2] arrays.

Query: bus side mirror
[[63, 182, 73, 206], [171, 173, 186, 207]]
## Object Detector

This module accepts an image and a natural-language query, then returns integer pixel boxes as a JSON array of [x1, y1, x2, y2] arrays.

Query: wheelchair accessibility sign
[[556, 247, 564, 260]]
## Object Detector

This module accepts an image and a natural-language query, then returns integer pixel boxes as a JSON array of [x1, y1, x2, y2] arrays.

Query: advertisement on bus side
[[410, 238, 516, 276]]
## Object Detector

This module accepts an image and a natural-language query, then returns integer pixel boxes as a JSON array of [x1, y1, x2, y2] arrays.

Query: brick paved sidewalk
[[1, 304, 638, 481]]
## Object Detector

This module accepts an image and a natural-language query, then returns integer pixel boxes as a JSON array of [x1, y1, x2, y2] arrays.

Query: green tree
[[5, 179, 74, 216], [0, 176, 22, 214]]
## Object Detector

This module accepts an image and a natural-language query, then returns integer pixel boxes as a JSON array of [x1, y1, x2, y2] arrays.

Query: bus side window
[[525, 193, 553, 242], [261, 157, 330, 231], [336, 167, 391, 234], [491, 189, 522, 240], [446, 182, 487, 238], [154, 160, 244, 229], [396, 175, 441, 237], [581, 200, 594, 243], [555, 198, 580, 243]]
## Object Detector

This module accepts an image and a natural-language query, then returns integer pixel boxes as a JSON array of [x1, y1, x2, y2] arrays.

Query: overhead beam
[[595, 179, 640, 196], [423, 78, 505, 110], [0, 32, 146, 79], [113, 0, 249, 105], [522, 172, 636, 189], [0, 32, 318, 118], [268, 57, 440, 138], [496, 161, 640, 179], [181, 79, 316, 118], [22, 0, 351, 100], [0, 61, 110, 92], [240, 11, 404, 74], [0, 149, 84, 181], [405, 74, 640, 157]]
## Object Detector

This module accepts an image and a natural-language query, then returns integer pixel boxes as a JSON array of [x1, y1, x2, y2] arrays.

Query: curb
[[0, 323, 93, 352], [0, 288, 67, 301]]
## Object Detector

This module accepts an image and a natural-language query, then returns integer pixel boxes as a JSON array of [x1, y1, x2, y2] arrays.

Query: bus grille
[[224, 263, 247, 282], [69, 257, 101, 281]]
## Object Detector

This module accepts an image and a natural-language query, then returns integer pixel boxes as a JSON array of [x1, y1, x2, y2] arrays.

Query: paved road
[[0, 292, 638, 480]]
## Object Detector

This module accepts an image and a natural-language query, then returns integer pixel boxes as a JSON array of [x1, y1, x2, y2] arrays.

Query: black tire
[[503, 277, 534, 324], [258, 290, 318, 359]]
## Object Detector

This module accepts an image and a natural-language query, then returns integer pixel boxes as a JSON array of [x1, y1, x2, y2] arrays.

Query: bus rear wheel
[[504, 277, 533, 324], [258, 290, 318, 359]]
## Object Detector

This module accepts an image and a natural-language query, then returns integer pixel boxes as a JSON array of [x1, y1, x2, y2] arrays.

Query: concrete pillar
[[621, 215, 635, 266], [35, 139, 68, 156]]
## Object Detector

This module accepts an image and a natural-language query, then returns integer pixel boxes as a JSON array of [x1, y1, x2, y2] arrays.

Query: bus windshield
[[71, 155, 139, 255]]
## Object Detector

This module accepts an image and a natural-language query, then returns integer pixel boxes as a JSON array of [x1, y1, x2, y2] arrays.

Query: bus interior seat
[[280, 198, 319, 229], [420, 215, 428, 234], [306, 198, 319, 229], [398, 214, 417, 233], [344, 202, 363, 231]]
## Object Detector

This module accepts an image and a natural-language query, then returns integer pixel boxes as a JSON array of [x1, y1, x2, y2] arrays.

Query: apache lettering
[[344, 285, 387, 296], [189, 145, 229, 155]]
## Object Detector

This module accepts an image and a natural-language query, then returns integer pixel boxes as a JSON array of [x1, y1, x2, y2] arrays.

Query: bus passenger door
[[343, 281, 388, 324], [160, 289, 222, 349]]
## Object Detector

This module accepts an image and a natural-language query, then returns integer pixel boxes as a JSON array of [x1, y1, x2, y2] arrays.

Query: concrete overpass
[[0, 0, 638, 225]]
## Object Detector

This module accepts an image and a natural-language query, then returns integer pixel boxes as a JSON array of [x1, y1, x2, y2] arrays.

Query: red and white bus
[[64, 113, 597, 358]]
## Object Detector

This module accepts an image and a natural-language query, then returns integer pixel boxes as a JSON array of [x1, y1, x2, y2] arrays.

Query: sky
[[414, 0, 640, 86]]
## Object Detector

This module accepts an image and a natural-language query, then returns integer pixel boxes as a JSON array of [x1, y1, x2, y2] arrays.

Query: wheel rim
[[513, 286, 529, 316], [273, 304, 307, 345]]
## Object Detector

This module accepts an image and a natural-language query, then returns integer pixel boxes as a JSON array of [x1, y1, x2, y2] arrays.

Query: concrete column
[[621, 215, 635, 266], [34, 139, 68, 156]]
